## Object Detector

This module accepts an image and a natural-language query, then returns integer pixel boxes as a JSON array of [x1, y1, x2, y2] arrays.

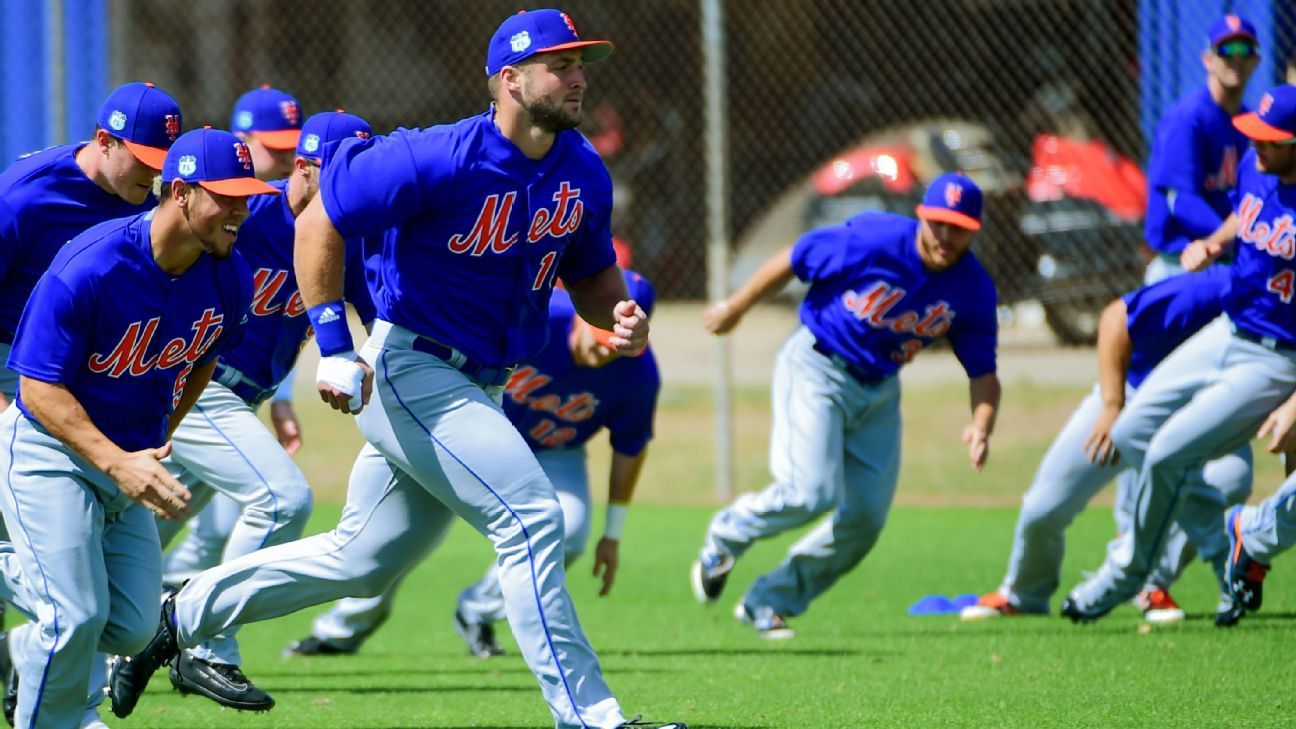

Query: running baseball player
[[231, 85, 303, 181], [691, 173, 1000, 638], [0, 127, 269, 729], [1143, 14, 1258, 283], [1063, 84, 1296, 624], [135, 110, 376, 712], [285, 269, 661, 658], [109, 9, 684, 729], [961, 266, 1251, 624]]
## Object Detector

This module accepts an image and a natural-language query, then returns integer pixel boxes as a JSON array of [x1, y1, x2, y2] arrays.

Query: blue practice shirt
[[1123, 266, 1228, 389], [1226, 149, 1296, 346]]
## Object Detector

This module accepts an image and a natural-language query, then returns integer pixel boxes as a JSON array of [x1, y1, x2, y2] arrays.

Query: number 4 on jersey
[[1268, 270, 1294, 303]]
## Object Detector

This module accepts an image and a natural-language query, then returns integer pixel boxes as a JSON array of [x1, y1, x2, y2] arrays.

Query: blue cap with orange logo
[[296, 110, 373, 164], [1234, 85, 1296, 143], [485, 8, 613, 76], [915, 173, 983, 231], [162, 128, 280, 197], [1208, 14, 1258, 48], [96, 82, 182, 170], [230, 85, 303, 150]]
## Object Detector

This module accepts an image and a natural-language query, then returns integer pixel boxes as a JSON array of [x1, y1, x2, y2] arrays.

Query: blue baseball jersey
[[319, 111, 616, 367], [0, 144, 152, 341], [502, 283, 660, 456], [791, 212, 998, 380], [217, 178, 375, 398], [1145, 87, 1249, 255], [1123, 266, 1229, 389], [8, 212, 252, 452], [1226, 149, 1296, 345]]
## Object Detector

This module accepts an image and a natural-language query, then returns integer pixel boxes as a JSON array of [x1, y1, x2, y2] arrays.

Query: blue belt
[[1229, 322, 1296, 353], [213, 363, 276, 407], [412, 337, 516, 387], [812, 341, 889, 385]]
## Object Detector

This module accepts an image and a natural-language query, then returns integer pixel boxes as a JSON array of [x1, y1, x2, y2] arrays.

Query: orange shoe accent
[[976, 591, 1019, 615], [1136, 587, 1180, 612]]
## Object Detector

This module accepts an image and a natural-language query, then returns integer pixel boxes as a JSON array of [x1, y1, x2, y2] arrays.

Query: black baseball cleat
[[282, 635, 359, 657], [454, 609, 505, 658], [1214, 591, 1246, 628], [1059, 596, 1115, 624], [1226, 506, 1270, 612], [690, 551, 734, 604], [169, 651, 274, 712], [1, 631, 14, 728], [619, 715, 688, 728], [109, 593, 180, 718]]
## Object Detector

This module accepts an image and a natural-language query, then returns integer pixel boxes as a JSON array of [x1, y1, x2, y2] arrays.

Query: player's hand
[[702, 299, 743, 335], [270, 401, 303, 455], [1180, 239, 1222, 273], [316, 354, 374, 415], [106, 442, 192, 520], [608, 300, 649, 356], [592, 537, 620, 596], [1083, 404, 1122, 466], [1258, 399, 1296, 454], [963, 425, 990, 472]]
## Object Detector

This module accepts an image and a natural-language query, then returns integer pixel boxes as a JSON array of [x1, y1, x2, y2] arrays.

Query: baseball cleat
[[168, 651, 274, 712], [1135, 587, 1185, 624], [1, 631, 13, 728], [454, 609, 505, 658], [282, 635, 359, 657], [619, 715, 688, 728], [959, 591, 1022, 621], [1226, 506, 1269, 612], [733, 602, 795, 639], [1214, 591, 1245, 628], [690, 551, 734, 604], [109, 593, 180, 718], [1059, 595, 1116, 624]]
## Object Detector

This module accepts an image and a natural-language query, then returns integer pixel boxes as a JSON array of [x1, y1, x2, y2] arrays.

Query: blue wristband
[[307, 301, 353, 357]]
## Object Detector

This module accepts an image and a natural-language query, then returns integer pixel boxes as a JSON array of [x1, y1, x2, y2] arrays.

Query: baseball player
[[132, 110, 376, 713], [0, 127, 268, 729], [1063, 84, 1296, 624], [108, 9, 684, 729], [285, 269, 661, 658], [231, 85, 303, 182], [960, 266, 1252, 623], [691, 173, 1000, 638], [1143, 14, 1258, 284], [1222, 466, 1296, 624]]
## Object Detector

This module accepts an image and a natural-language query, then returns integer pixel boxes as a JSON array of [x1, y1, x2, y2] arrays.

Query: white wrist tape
[[316, 351, 364, 411], [604, 503, 629, 540]]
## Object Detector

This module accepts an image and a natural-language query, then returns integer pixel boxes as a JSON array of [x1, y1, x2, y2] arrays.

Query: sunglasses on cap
[[1214, 40, 1258, 59]]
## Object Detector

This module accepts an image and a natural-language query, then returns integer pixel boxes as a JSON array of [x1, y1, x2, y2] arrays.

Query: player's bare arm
[[964, 373, 1000, 472], [704, 244, 795, 335], [566, 265, 648, 355], [594, 447, 648, 597], [166, 358, 217, 440], [19, 375, 190, 519], [295, 193, 373, 414], [1084, 299, 1133, 466], [1181, 212, 1239, 271]]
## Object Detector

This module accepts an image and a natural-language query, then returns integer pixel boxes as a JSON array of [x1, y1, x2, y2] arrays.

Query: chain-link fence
[[108, 1, 1296, 342]]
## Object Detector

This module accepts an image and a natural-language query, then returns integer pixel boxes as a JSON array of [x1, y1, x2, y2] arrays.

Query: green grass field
[[102, 379, 1296, 727]]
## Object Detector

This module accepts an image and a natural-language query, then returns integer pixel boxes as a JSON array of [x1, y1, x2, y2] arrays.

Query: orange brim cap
[[122, 140, 168, 170], [250, 129, 302, 150], [199, 177, 281, 197], [538, 39, 614, 63], [915, 205, 982, 231], [1233, 112, 1295, 142]]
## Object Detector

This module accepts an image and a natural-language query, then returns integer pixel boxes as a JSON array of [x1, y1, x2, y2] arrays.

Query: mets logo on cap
[[945, 183, 963, 208], [1227, 14, 1242, 31], [1260, 93, 1274, 116], [164, 114, 180, 142], [279, 100, 300, 126], [561, 12, 578, 34], [235, 142, 253, 170]]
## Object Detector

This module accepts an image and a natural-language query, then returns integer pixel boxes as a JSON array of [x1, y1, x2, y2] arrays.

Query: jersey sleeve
[[343, 236, 377, 325], [555, 163, 617, 284], [947, 276, 998, 378], [1147, 110, 1203, 192], [7, 274, 90, 383], [790, 225, 850, 283], [605, 354, 661, 456], [319, 130, 436, 240]]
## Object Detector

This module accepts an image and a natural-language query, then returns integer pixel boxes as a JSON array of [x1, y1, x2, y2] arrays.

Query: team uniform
[[0, 210, 251, 728], [963, 267, 1251, 619], [300, 272, 660, 652], [1143, 87, 1250, 283], [696, 208, 998, 631], [1066, 140, 1296, 620]]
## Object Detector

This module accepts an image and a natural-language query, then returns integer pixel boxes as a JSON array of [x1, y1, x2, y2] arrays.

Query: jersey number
[[529, 419, 576, 448], [1268, 270, 1295, 304], [533, 252, 558, 291]]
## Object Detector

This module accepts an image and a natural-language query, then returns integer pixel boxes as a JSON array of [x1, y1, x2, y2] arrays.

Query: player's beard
[[525, 94, 582, 134]]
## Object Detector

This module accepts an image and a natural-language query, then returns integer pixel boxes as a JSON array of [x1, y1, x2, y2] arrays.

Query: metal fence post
[[702, 0, 732, 503]]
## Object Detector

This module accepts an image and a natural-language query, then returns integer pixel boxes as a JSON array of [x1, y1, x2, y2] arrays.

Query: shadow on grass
[[267, 684, 534, 695], [603, 647, 863, 657], [258, 665, 675, 680]]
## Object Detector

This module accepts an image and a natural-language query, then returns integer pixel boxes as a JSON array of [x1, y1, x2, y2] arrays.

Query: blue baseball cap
[[296, 110, 373, 163], [96, 82, 182, 170], [915, 173, 983, 231], [162, 128, 280, 197], [485, 9, 613, 76], [1234, 85, 1296, 143], [1208, 14, 1258, 48], [230, 85, 303, 150]]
